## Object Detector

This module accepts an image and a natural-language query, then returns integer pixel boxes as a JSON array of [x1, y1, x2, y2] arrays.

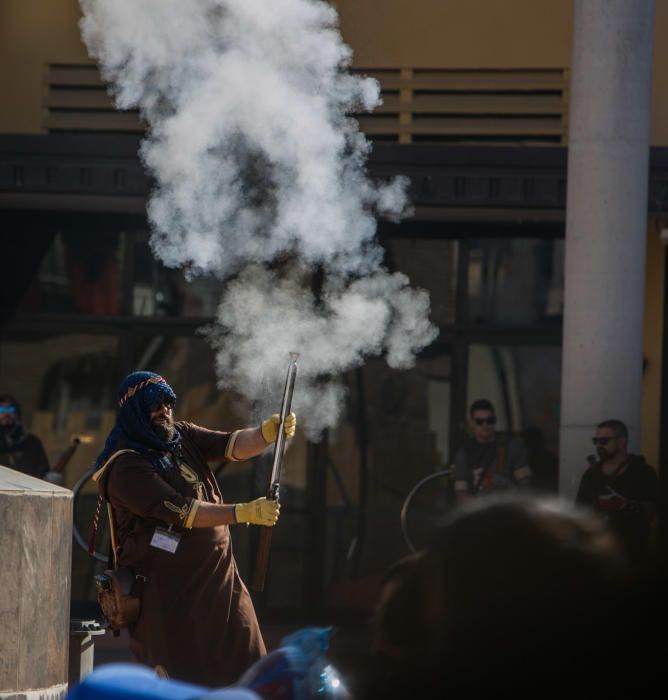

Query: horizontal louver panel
[[43, 64, 567, 144], [376, 93, 564, 115], [47, 64, 105, 87], [43, 63, 143, 133], [357, 116, 564, 135], [353, 68, 568, 144], [46, 111, 143, 131]]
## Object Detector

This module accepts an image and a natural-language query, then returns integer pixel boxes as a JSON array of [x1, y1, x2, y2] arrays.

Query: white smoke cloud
[[79, 0, 438, 434], [206, 264, 436, 434]]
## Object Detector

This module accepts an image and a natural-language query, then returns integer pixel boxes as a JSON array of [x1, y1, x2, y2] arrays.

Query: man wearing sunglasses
[[576, 419, 658, 560], [0, 392, 50, 479], [454, 398, 532, 501], [92, 371, 297, 687]]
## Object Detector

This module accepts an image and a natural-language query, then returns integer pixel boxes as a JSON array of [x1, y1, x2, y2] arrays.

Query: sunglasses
[[0, 405, 17, 414], [592, 437, 615, 446], [474, 416, 496, 426], [151, 398, 175, 412]]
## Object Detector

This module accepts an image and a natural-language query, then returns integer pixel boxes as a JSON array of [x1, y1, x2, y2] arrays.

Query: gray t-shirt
[[454, 435, 531, 494]]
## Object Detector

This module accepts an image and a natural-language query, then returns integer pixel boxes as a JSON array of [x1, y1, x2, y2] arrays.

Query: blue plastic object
[[237, 627, 349, 700], [66, 664, 258, 700], [65, 628, 348, 700]]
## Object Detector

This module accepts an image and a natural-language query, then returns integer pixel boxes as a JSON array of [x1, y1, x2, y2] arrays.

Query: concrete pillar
[[0, 467, 73, 700], [559, 0, 655, 498]]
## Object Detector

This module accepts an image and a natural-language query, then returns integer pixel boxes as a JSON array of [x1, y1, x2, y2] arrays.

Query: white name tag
[[150, 526, 181, 554]]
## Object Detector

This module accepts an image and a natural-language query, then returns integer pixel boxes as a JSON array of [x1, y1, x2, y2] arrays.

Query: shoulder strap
[[92, 448, 138, 488], [88, 449, 138, 561]]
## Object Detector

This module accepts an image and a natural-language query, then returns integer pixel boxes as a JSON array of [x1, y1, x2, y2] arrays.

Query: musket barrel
[[268, 355, 299, 492], [252, 353, 299, 592]]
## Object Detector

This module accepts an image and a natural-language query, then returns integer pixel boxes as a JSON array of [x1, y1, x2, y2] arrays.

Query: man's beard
[[152, 415, 175, 442], [597, 447, 614, 463]]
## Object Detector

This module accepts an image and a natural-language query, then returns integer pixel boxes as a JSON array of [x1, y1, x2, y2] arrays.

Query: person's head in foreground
[[360, 496, 658, 698]]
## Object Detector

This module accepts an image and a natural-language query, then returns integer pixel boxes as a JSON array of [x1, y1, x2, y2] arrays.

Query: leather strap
[[88, 449, 138, 561]]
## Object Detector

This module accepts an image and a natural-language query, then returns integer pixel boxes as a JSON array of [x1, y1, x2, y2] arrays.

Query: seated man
[[454, 398, 531, 501], [0, 393, 50, 479], [576, 419, 659, 561]]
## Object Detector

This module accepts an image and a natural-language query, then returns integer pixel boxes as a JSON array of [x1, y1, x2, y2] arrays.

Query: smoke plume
[[80, 0, 437, 435]]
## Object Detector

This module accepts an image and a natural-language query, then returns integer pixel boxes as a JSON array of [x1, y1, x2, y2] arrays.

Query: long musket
[[252, 353, 299, 592]]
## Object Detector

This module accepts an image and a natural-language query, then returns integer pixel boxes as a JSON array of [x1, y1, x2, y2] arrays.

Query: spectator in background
[[0, 393, 50, 479], [576, 419, 659, 562], [454, 398, 531, 501], [357, 496, 658, 699]]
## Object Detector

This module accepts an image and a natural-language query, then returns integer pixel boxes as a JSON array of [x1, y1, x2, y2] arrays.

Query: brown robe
[[97, 421, 266, 687]]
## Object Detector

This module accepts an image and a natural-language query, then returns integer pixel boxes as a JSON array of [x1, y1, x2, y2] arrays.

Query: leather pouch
[[95, 566, 141, 630]]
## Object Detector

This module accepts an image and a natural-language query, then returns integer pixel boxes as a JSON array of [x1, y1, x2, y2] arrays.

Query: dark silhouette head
[[362, 496, 639, 698]]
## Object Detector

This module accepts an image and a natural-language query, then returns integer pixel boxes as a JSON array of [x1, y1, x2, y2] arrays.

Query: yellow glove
[[234, 497, 280, 526], [261, 412, 297, 444]]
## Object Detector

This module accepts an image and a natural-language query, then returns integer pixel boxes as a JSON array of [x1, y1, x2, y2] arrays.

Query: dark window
[[467, 343, 560, 445], [468, 238, 564, 325], [389, 237, 458, 326], [131, 232, 224, 318]]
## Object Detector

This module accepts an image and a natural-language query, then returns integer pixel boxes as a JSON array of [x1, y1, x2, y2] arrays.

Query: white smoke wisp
[[207, 265, 437, 437], [79, 0, 438, 434]]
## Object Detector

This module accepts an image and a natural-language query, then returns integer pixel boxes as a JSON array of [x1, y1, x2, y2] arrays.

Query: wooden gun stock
[[252, 526, 274, 592]]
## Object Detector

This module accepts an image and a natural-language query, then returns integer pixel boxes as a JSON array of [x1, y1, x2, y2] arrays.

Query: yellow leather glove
[[261, 412, 297, 444], [234, 497, 280, 526]]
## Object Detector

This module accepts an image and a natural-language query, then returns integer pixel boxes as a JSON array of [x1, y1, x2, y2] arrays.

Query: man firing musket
[[90, 369, 297, 686]]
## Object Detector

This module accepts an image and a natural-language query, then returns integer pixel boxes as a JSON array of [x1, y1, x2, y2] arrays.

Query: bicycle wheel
[[401, 469, 456, 553]]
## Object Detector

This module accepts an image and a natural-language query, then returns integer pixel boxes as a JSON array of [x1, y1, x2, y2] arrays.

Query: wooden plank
[[352, 69, 402, 83], [413, 69, 563, 81], [355, 115, 400, 131], [372, 92, 564, 114], [356, 115, 563, 136], [364, 70, 565, 92], [410, 116, 563, 135], [44, 89, 116, 109], [44, 111, 144, 132], [376, 78, 565, 91], [47, 65, 104, 88]]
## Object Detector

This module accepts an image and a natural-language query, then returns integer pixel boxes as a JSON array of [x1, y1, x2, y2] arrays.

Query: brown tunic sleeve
[[178, 421, 234, 462], [105, 453, 200, 529]]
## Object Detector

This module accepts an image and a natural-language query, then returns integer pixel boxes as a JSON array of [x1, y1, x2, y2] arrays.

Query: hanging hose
[[71, 465, 108, 563], [400, 468, 455, 553]]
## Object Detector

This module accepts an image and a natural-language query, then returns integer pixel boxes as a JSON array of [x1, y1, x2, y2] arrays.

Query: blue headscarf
[[94, 371, 181, 471]]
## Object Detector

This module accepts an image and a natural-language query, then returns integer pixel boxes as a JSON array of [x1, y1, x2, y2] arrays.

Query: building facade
[[1, 0, 667, 619]]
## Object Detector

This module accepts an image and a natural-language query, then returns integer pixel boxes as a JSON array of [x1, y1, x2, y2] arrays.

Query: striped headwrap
[[93, 371, 181, 471]]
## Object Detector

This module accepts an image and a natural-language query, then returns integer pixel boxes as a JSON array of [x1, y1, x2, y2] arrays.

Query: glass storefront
[[2, 213, 564, 616]]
